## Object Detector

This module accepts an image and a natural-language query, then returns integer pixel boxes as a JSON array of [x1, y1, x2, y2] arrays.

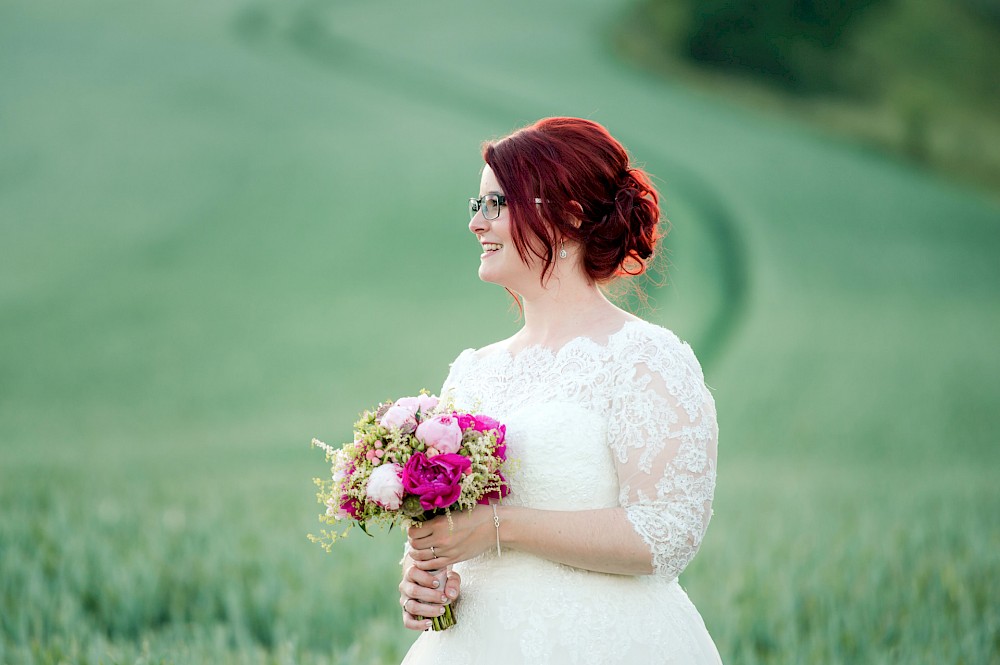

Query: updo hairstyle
[[482, 117, 663, 284]]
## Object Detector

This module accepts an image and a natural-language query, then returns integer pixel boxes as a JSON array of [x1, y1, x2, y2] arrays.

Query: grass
[[2, 0, 999, 663]]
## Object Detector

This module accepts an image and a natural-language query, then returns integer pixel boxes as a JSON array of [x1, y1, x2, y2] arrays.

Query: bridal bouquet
[[310, 392, 508, 630]]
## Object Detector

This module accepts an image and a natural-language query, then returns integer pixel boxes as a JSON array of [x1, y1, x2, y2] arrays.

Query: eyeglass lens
[[469, 194, 502, 220]]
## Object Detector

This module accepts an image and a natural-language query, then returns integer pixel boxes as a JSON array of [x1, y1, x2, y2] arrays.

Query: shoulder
[[611, 320, 715, 423], [611, 320, 705, 383], [448, 347, 477, 373], [471, 339, 510, 360], [445, 335, 510, 376]]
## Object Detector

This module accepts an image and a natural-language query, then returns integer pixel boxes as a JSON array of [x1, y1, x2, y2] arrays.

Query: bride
[[397, 117, 722, 664]]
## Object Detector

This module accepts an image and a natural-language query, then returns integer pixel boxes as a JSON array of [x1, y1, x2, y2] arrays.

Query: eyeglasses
[[469, 193, 505, 220], [469, 193, 543, 220]]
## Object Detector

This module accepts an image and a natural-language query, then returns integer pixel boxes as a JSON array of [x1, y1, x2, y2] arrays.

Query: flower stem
[[431, 603, 456, 631]]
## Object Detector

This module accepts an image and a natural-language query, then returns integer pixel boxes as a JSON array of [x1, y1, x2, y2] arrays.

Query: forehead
[[479, 164, 502, 195]]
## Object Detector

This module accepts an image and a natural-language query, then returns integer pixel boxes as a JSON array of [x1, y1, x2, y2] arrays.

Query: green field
[[2, 1, 999, 663]]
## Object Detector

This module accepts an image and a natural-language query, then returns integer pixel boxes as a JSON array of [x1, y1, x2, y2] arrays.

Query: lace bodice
[[441, 319, 718, 580]]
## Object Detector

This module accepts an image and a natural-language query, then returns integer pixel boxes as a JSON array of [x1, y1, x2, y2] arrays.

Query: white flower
[[365, 463, 404, 510]]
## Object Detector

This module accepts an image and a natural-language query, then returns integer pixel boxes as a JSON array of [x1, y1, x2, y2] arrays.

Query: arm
[[497, 505, 654, 575], [610, 338, 718, 579], [408, 503, 653, 576]]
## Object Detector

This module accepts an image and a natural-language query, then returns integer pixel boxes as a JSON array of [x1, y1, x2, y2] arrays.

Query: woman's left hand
[[407, 506, 497, 570]]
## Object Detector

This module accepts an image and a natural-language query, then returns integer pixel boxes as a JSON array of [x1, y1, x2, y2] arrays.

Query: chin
[[477, 266, 508, 289], [477, 260, 497, 281], [478, 268, 500, 285]]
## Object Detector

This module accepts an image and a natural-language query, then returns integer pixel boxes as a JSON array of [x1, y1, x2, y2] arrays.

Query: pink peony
[[402, 452, 471, 511], [415, 414, 463, 454], [417, 394, 439, 414], [396, 394, 440, 417], [366, 463, 404, 509], [379, 404, 418, 433]]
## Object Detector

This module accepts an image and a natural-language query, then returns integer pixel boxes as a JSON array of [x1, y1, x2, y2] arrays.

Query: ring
[[430, 546, 437, 558]]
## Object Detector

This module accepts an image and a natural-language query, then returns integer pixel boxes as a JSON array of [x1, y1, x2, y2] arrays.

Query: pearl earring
[[559, 241, 568, 259]]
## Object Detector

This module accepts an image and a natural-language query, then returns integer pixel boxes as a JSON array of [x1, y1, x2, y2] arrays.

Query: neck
[[516, 273, 617, 345]]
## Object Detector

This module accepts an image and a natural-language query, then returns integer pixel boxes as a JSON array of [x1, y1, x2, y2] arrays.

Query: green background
[[2, 0, 998, 663]]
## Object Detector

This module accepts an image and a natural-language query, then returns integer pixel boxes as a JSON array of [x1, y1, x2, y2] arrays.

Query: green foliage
[[618, 0, 1000, 192], [682, 0, 887, 92], [0, 476, 413, 664]]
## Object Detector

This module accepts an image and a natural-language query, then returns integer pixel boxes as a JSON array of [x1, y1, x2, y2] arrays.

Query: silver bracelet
[[491, 503, 501, 557]]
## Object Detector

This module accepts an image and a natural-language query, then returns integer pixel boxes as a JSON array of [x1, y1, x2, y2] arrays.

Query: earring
[[559, 241, 568, 259]]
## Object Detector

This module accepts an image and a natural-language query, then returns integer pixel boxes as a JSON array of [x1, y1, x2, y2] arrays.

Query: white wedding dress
[[402, 320, 721, 664]]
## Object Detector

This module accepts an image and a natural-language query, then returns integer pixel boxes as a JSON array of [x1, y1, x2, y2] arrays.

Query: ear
[[567, 201, 584, 229]]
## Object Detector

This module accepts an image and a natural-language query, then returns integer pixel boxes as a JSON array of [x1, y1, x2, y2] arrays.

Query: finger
[[408, 523, 432, 540], [411, 556, 447, 572], [407, 546, 434, 562], [407, 535, 434, 552], [402, 580, 450, 604], [405, 599, 450, 620], [402, 610, 434, 632], [405, 565, 444, 590], [444, 571, 462, 601]]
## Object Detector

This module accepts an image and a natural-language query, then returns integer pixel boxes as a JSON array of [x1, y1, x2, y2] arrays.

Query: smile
[[482, 243, 503, 253]]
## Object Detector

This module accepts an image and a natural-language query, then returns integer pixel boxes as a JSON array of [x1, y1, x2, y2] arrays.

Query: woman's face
[[469, 164, 541, 293]]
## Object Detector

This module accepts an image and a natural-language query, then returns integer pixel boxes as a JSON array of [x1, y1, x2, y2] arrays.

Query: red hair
[[482, 117, 663, 285]]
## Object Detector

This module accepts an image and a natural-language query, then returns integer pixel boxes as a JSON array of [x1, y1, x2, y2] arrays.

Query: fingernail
[[432, 580, 440, 589], [424, 621, 432, 630], [438, 606, 446, 615], [441, 595, 448, 603], [447, 588, 457, 598]]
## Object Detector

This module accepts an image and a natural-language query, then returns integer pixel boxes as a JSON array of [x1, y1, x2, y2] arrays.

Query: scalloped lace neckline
[[468, 319, 655, 366]]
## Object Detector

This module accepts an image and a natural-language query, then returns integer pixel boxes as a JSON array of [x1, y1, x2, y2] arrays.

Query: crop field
[[2, 0, 999, 663]]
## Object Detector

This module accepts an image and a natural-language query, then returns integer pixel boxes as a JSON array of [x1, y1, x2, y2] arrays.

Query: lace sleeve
[[608, 331, 718, 580]]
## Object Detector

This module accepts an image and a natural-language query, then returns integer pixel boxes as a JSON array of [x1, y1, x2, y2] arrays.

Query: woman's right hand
[[399, 560, 461, 631]]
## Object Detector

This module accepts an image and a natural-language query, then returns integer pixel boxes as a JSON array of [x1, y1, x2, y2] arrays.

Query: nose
[[469, 210, 489, 235]]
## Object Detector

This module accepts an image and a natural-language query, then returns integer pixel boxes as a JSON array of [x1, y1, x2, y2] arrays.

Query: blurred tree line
[[616, 0, 1000, 193], [683, 0, 886, 93]]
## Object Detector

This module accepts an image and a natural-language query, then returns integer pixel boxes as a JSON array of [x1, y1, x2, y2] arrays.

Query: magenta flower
[[476, 471, 511, 505], [402, 452, 471, 511], [495, 426, 507, 452], [340, 497, 361, 520], [455, 413, 506, 447], [473, 414, 502, 432]]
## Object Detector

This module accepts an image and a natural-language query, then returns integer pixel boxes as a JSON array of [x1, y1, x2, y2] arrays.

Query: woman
[[398, 117, 721, 664]]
